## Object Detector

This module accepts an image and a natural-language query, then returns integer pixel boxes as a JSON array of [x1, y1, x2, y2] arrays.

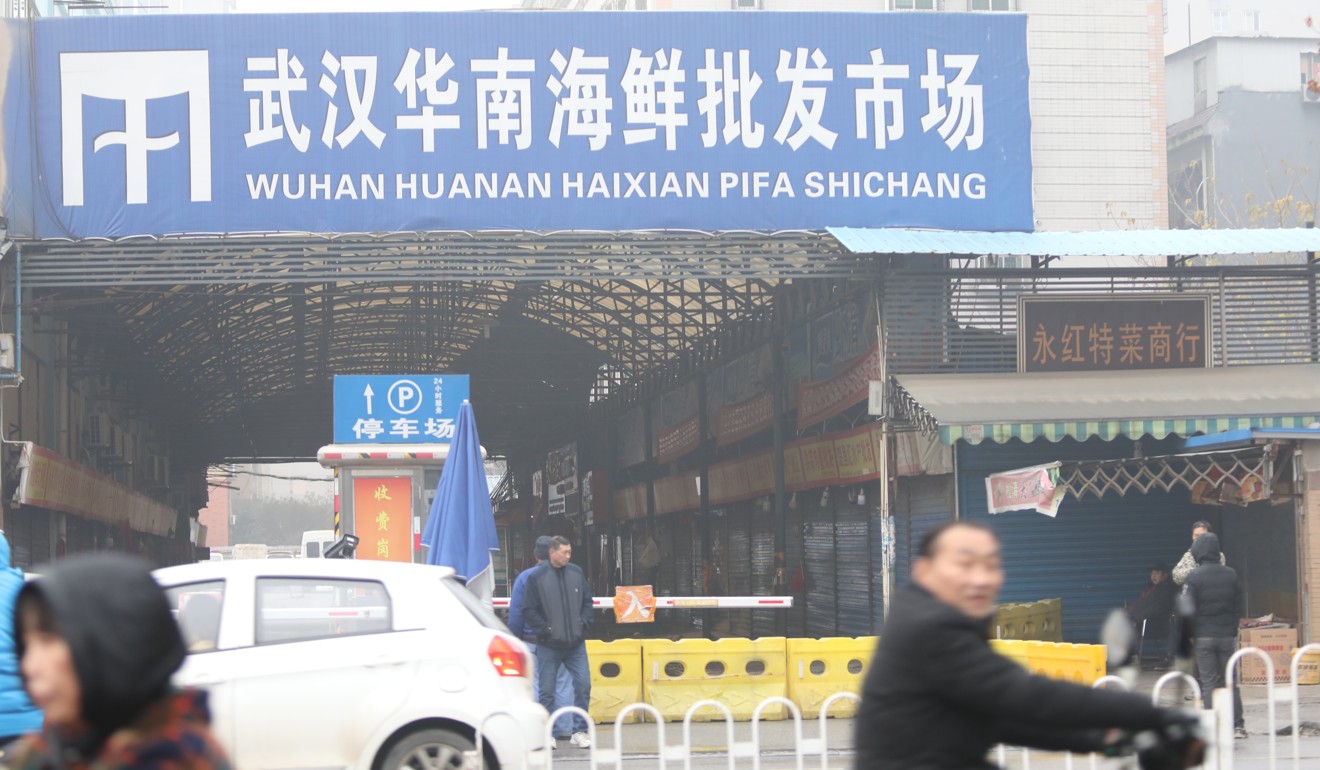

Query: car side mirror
[[324, 535, 359, 560]]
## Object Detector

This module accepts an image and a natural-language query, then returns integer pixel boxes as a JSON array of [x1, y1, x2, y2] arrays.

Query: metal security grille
[[1060, 446, 1273, 501], [18, 231, 869, 286], [883, 264, 1320, 374]]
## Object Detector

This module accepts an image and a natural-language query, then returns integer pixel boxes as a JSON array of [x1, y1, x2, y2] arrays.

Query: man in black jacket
[[522, 536, 594, 749], [856, 521, 1191, 770], [1184, 532, 1247, 738]]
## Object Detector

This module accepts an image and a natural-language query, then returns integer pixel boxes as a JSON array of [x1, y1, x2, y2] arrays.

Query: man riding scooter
[[855, 521, 1202, 770]]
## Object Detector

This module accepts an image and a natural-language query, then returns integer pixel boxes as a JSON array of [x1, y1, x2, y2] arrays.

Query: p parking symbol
[[387, 379, 423, 415]]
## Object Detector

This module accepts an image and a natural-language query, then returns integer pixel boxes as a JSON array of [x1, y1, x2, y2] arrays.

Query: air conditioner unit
[[983, 255, 1028, 269], [0, 334, 14, 374], [85, 414, 111, 449]]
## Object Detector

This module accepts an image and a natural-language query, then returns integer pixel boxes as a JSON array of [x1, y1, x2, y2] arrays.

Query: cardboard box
[[1239, 628, 1296, 684]]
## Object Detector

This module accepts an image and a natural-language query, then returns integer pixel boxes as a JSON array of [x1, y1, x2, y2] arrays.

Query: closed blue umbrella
[[421, 400, 500, 604]]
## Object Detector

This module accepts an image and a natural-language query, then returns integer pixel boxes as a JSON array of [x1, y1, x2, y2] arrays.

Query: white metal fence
[[471, 645, 1320, 770]]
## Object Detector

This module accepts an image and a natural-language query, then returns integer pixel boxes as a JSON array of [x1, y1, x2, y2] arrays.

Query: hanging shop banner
[[354, 475, 414, 562], [612, 483, 648, 522], [710, 423, 884, 504], [1017, 295, 1212, 373], [796, 343, 883, 430], [15, 443, 175, 536], [713, 345, 775, 445], [0, 12, 1032, 238], [654, 381, 700, 464], [546, 442, 579, 517], [654, 472, 700, 515], [985, 462, 1064, 518], [709, 457, 752, 506]]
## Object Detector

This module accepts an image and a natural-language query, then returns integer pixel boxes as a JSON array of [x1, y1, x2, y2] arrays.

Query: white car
[[154, 559, 546, 770]]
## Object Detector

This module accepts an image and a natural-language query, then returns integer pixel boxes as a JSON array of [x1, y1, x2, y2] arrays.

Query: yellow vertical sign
[[354, 476, 413, 563]]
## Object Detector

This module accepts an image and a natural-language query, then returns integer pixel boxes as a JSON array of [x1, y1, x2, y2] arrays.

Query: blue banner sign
[[1, 12, 1032, 238], [332, 374, 470, 444]]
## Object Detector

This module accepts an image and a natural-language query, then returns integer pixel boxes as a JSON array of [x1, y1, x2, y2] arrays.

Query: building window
[[1242, 10, 1260, 33], [893, 0, 936, 10], [731, 0, 761, 8], [1193, 56, 1208, 112], [1212, 10, 1230, 33], [971, 0, 1015, 10]]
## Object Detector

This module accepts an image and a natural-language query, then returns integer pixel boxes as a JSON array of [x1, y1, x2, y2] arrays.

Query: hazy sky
[[235, 0, 523, 11]]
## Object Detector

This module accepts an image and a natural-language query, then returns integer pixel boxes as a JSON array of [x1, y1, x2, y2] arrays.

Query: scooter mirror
[[1102, 608, 1136, 669]]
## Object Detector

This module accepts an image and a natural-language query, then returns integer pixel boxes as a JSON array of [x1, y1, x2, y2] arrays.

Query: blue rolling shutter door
[[957, 438, 1197, 644], [836, 503, 873, 636], [893, 474, 956, 589]]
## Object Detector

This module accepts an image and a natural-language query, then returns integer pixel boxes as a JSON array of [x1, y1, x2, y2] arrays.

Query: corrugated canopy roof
[[894, 365, 1320, 445], [827, 227, 1320, 258]]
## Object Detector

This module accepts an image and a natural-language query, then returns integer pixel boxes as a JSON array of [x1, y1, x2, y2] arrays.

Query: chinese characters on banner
[[546, 442, 579, 517], [985, 463, 1064, 518], [354, 476, 414, 563], [1018, 295, 1211, 373], [613, 585, 656, 624], [14, 12, 1033, 237]]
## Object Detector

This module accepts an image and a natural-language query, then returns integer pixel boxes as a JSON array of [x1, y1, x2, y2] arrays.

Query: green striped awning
[[893, 365, 1320, 446], [941, 415, 1320, 446]]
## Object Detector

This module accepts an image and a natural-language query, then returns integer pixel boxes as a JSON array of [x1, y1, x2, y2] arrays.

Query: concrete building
[[522, 0, 1171, 232], [1164, 0, 1320, 229]]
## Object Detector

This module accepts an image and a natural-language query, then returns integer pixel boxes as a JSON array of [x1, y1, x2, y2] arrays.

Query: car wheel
[[380, 728, 476, 770]]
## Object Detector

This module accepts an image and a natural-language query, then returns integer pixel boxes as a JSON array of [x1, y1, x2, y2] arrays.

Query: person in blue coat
[[508, 536, 575, 748], [0, 532, 42, 749]]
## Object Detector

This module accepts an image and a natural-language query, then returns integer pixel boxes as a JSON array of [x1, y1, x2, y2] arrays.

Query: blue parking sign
[[333, 374, 471, 444]]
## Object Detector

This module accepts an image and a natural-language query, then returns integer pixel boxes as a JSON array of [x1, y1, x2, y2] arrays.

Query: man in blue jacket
[[522, 536, 594, 749], [0, 532, 42, 753], [508, 536, 575, 747]]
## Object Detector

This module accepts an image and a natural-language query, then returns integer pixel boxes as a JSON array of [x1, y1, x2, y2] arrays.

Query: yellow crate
[[786, 637, 876, 719], [642, 637, 789, 721], [586, 639, 645, 724], [1022, 641, 1105, 685]]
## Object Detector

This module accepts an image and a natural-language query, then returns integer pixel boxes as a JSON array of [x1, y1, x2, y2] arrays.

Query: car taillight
[[488, 635, 528, 678]]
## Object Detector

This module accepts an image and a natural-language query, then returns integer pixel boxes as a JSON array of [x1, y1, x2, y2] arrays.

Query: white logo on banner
[[59, 50, 212, 206]]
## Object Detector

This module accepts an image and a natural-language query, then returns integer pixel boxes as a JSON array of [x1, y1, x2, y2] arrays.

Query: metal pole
[[772, 334, 788, 637]]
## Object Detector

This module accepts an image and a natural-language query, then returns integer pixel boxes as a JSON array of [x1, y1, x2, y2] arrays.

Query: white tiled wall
[[1024, 0, 1168, 230]]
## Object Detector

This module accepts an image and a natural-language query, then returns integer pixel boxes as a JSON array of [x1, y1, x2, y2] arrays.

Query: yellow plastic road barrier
[[642, 637, 789, 721], [990, 638, 1031, 670], [586, 639, 645, 724], [786, 637, 877, 719], [993, 604, 1028, 640], [1022, 640, 1105, 684], [1030, 598, 1064, 642], [1293, 648, 1320, 686]]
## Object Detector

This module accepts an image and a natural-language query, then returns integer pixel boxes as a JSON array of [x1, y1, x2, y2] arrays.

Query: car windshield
[[440, 578, 509, 633]]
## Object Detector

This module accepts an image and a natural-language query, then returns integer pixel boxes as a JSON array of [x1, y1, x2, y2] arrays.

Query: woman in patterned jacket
[[4, 553, 231, 770]]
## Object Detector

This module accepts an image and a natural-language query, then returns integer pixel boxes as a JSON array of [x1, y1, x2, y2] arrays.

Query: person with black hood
[[0, 533, 41, 755], [1183, 531, 1247, 739], [4, 553, 232, 770]]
